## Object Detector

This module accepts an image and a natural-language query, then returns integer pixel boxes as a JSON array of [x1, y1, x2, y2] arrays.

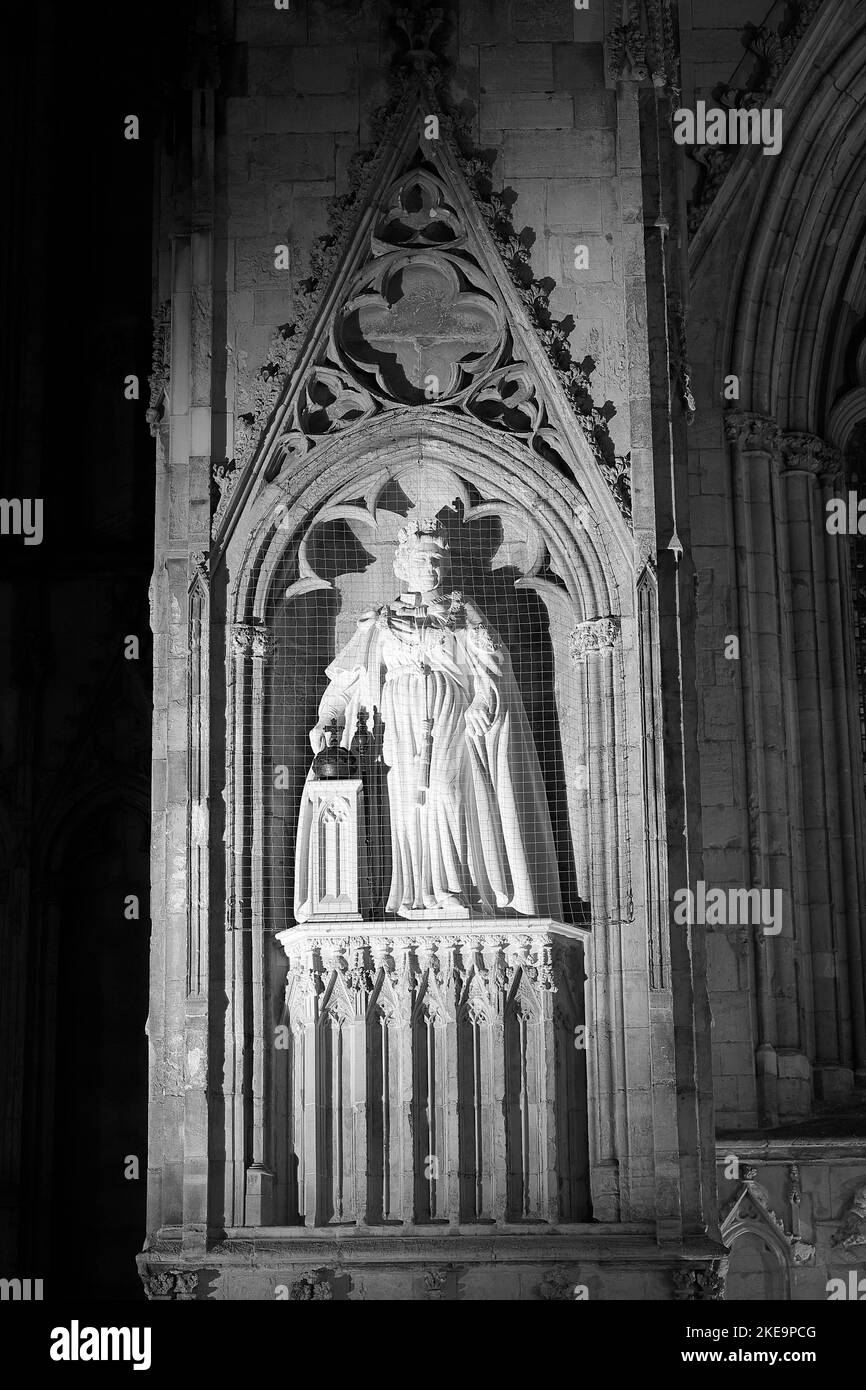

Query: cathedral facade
[[136, 0, 866, 1301]]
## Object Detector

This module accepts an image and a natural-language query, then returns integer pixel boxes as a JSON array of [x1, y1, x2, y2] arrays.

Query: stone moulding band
[[277, 919, 591, 951]]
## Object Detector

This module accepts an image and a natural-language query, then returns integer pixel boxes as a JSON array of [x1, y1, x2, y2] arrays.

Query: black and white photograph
[[1, 0, 865, 1364]]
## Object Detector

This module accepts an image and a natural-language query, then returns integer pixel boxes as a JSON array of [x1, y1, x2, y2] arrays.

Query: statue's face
[[395, 541, 446, 595]]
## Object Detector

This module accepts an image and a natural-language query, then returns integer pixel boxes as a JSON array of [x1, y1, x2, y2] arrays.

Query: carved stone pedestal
[[276, 919, 590, 1229]]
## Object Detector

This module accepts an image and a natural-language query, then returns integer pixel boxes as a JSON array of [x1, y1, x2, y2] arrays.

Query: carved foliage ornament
[[725, 415, 842, 480], [232, 623, 272, 660], [688, 2, 824, 235], [668, 296, 696, 421], [780, 432, 843, 481], [606, 0, 679, 90], [142, 1269, 198, 1301], [147, 301, 171, 436], [288, 1271, 333, 1300], [423, 1268, 449, 1299], [569, 617, 622, 659], [212, 458, 240, 532], [672, 1263, 726, 1300], [538, 1268, 578, 1301], [451, 159, 626, 513], [281, 930, 568, 1023], [723, 411, 780, 454]]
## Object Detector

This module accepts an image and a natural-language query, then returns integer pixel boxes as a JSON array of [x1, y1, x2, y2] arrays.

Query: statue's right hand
[[310, 723, 328, 755]]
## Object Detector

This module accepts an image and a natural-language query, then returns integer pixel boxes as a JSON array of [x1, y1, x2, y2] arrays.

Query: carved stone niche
[[718, 1163, 815, 1299], [267, 455, 593, 931], [239, 418, 631, 1235]]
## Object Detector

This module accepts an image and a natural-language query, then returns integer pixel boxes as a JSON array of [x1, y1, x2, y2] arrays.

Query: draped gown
[[294, 592, 563, 920]]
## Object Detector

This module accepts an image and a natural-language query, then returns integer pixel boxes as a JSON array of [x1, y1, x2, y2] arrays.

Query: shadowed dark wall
[[0, 0, 176, 1296]]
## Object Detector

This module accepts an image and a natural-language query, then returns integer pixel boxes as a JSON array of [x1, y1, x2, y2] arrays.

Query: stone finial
[[394, 2, 447, 74], [570, 617, 622, 659]]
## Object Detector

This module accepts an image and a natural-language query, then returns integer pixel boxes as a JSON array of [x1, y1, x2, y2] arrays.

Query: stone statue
[[294, 517, 563, 920]]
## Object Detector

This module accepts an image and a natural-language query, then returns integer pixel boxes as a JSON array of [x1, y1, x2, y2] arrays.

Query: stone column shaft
[[726, 413, 785, 1124]]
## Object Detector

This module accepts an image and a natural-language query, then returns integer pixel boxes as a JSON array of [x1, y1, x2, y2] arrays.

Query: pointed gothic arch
[[686, 2, 866, 1123]]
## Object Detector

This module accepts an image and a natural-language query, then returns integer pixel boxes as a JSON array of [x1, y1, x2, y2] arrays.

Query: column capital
[[231, 622, 272, 660], [723, 411, 780, 453], [570, 616, 621, 660], [779, 431, 843, 481]]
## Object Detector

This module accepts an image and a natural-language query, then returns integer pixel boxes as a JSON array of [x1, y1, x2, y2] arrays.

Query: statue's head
[[393, 517, 449, 596]]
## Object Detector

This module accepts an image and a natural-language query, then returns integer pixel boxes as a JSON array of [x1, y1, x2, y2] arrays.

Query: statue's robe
[[294, 592, 563, 921]]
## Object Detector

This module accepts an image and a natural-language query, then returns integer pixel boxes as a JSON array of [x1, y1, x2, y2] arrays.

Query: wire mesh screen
[[264, 466, 585, 930]]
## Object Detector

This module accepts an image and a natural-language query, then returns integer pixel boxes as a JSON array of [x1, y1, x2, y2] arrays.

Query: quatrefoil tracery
[[263, 164, 570, 485]]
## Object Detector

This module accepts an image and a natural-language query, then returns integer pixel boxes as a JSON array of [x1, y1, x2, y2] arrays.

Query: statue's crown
[[395, 516, 450, 551]]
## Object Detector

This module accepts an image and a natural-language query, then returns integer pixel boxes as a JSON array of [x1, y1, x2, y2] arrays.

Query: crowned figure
[[293, 516, 563, 921]]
